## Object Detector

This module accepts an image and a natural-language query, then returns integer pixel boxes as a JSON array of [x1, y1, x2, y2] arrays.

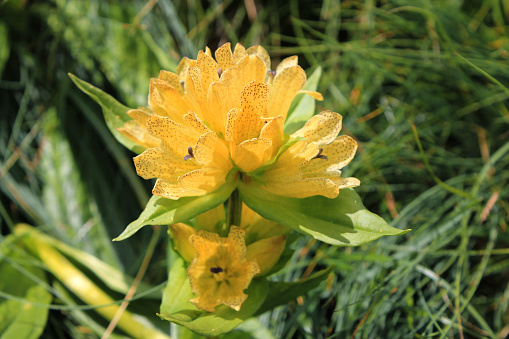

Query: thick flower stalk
[[120, 43, 359, 200]]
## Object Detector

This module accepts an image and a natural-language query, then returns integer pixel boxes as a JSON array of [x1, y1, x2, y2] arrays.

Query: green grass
[[1, 0, 508, 338]]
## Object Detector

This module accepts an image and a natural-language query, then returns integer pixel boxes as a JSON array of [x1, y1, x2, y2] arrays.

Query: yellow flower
[[260, 111, 361, 198], [124, 42, 359, 200], [187, 227, 260, 312]]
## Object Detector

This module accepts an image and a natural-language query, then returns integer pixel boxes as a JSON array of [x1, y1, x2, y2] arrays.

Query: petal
[[228, 226, 248, 255], [233, 43, 246, 63], [224, 108, 239, 143], [196, 50, 220, 90], [275, 55, 298, 73], [262, 141, 319, 182], [187, 67, 207, 103], [176, 57, 192, 84], [158, 70, 184, 95], [118, 120, 160, 149], [263, 177, 340, 199], [152, 178, 205, 200], [301, 135, 358, 174], [220, 55, 267, 110], [190, 230, 222, 259], [233, 138, 272, 173], [183, 111, 210, 135], [246, 235, 286, 275], [215, 42, 235, 71], [133, 147, 197, 180], [146, 115, 201, 156], [193, 131, 231, 171], [178, 168, 226, 193], [148, 79, 189, 123], [206, 82, 230, 133], [246, 45, 271, 71], [226, 81, 270, 146], [127, 108, 151, 125], [266, 65, 306, 119], [299, 90, 324, 101], [259, 115, 284, 159], [292, 111, 342, 146]]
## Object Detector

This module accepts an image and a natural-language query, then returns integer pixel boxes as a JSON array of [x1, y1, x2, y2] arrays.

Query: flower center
[[210, 266, 224, 274]]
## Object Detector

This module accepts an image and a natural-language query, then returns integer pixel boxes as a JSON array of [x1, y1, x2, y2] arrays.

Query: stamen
[[217, 68, 223, 77], [267, 70, 277, 77], [184, 146, 194, 161], [210, 267, 224, 274], [313, 148, 328, 161]]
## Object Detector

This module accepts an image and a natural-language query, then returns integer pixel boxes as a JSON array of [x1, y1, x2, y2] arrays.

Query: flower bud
[[168, 223, 196, 262], [246, 235, 287, 276]]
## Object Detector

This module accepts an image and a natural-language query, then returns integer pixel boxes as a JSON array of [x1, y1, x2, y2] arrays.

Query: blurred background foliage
[[1, 0, 508, 338]]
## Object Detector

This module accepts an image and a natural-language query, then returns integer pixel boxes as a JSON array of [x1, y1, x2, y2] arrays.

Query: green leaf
[[68, 73, 145, 154], [238, 183, 409, 246], [159, 258, 268, 336], [255, 266, 333, 315], [115, 183, 236, 241], [0, 235, 52, 339], [284, 66, 322, 134]]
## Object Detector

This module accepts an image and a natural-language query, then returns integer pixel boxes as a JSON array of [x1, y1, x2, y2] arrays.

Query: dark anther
[[267, 70, 277, 77], [313, 148, 328, 161], [217, 68, 223, 77], [210, 267, 224, 274], [184, 146, 194, 161]]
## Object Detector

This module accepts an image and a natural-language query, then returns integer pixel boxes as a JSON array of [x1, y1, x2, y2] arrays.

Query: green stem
[[223, 189, 242, 237]]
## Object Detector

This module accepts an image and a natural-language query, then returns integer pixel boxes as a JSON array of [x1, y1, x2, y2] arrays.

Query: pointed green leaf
[[254, 266, 333, 315], [159, 258, 268, 336], [68, 73, 145, 154], [284, 66, 322, 134], [115, 183, 236, 241], [238, 183, 409, 246]]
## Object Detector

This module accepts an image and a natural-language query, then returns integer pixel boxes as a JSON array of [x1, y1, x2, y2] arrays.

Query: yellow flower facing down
[[123, 42, 359, 200], [187, 227, 260, 312]]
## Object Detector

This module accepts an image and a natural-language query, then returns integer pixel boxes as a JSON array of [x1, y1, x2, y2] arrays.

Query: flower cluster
[[119, 43, 360, 200]]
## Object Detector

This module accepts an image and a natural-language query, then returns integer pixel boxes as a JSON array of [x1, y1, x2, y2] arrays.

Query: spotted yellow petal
[[275, 55, 298, 73], [215, 42, 235, 72], [259, 115, 284, 158], [301, 135, 358, 174], [183, 111, 210, 135], [233, 138, 272, 173], [118, 120, 160, 149], [246, 45, 271, 71], [233, 43, 246, 63], [263, 177, 340, 199], [267, 65, 306, 119], [262, 141, 319, 182], [148, 79, 189, 123], [196, 50, 220, 90], [299, 90, 324, 101], [153, 178, 206, 200], [146, 115, 201, 157], [133, 146, 197, 180], [292, 111, 342, 146], [178, 168, 226, 192], [206, 82, 230, 133], [158, 70, 184, 96], [221, 55, 267, 109], [193, 131, 231, 171]]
